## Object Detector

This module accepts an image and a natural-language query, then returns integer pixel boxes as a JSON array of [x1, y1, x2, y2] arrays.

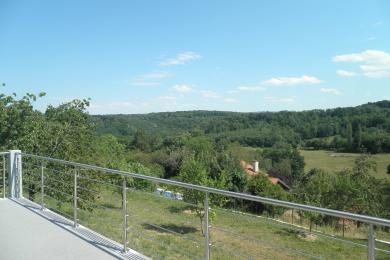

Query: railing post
[[291, 209, 294, 225], [40, 163, 44, 210], [122, 179, 128, 253], [204, 192, 210, 260], [73, 168, 78, 228], [2, 155, 5, 199], [368, 224, 375, 260], [8, 150, 22, 198]]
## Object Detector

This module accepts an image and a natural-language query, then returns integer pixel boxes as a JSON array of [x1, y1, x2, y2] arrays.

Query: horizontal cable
[[43, 193, 72, 207], [127, 187, 198, 208], [77, 175, 121, 188], [45, 168, 74, 177], [45, 205, 74, 220], [129, 213, 202, 245], [77, 197, 120, 212], [23, 186, 41, 194], [22, 152, 390, 227], [142, 222, 201, 244], [76, 216, 122, 233], [22, 161, 42, 168], [43, 192, 63, 203], [76, 185, 99, 195], [133, 204, 199, 228], [213, 207, 390, 253], [44, 186, 73, 197], [23, 181, 41, 188], [44, 177, 72, 187]]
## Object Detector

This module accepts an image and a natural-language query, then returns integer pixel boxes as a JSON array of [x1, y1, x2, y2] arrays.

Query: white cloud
[[373, 21, 383, 27], [161, 52, 201, 66], [262, 75, 322, 86], [336, 70, 356, 77], [88, 101, 138, 114], [320, 88, 341, 95], [224, 98, 237, 103], [142, 71, 173, 79], [201, 90, 220, 99], [265, 96, 295, 104], [129, 71, 173, 86], [173, 84, 193, 93], [333, 50, 390, 63], [237, 85, 266, 91], [130, 81, 160, 87], [157, 96, 177, 101], [333, 50, 390, 78], [360, 64, 390, 78]]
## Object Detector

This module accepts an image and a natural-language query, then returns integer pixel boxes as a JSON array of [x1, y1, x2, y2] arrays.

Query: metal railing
[[0, 152, 8, 199], [3, 151, 390, 259]]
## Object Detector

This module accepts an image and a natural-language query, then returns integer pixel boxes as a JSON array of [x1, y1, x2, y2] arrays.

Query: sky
[[0, 0, 390, 114]]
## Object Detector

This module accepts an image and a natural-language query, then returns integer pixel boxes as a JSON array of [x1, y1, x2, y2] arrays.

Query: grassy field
[[23, 183, 390, 260], [300, 150, 390, 179], [21, 157, 390, 259]]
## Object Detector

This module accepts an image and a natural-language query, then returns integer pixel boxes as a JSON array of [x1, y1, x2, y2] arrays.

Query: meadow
[[20, 150, 390, 260], [23, 183, 390, 260], [300, 150, 390, 179]]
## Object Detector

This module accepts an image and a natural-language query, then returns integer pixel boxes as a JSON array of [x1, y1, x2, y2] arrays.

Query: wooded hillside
[[94, 100, 390, 153]]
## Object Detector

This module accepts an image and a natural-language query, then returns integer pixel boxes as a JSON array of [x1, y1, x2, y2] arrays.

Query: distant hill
[[92, 100, 390, 153]]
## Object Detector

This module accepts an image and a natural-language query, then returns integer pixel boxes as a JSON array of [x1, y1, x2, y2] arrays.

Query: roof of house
[[240, 160, 291, 190], [240, 160, 258, 176]]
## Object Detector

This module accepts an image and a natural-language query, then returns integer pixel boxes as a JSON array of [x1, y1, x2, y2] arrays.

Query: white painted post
[[8, 150, 22, 198]]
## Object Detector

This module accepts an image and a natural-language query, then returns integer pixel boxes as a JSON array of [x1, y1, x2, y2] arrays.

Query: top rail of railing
[[0, 152, 9, 156], [20, 152, 390, 228]]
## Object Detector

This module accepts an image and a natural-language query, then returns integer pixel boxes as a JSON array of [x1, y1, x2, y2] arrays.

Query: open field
[[300, 150, 390, 179], [23, 184, 390, 260]]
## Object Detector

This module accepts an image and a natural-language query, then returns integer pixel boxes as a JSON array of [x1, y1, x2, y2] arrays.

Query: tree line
[[1, 90, 389, 230], [94, 100, 390, 153]]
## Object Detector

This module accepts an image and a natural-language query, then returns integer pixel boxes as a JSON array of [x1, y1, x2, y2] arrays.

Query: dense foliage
[[1, 89, 389, 226], [94, 100, 390, 153]]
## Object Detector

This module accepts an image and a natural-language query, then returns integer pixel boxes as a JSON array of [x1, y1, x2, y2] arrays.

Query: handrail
[[20, 152, 390, 228]]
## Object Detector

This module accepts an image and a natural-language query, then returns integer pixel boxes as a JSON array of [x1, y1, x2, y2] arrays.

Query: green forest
[[94, 100, 390, 154], [1, 91, 390, 225]]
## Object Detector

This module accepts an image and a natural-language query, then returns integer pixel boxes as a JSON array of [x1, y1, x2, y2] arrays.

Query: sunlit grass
[[22, 184, 390, 260], [300, 150, 390, 178]]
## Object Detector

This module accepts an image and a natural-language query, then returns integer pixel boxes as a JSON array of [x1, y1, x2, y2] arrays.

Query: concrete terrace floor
[[0, 198, 149, 260]]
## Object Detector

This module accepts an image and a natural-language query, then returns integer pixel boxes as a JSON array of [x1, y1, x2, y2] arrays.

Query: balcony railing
[[1, 150, 390, 259]]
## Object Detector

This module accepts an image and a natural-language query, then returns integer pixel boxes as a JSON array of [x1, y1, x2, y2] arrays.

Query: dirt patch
[[298, 233, 317, 241]]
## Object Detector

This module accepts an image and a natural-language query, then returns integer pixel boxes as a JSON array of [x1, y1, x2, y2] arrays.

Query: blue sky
[[1, 0, 390, 114]]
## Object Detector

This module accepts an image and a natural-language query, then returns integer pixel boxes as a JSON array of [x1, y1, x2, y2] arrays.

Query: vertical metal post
[[204, 192, 210, 260], [8, 150, 22, 198], [122, 179, 128, 253], [368, 224, 375, 260], [40, 163, 44, 210], [291, 209, 294, 225], [342, 219, 345, 238], [73, 168, 78, 228], [2, 155, 5, 199]]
